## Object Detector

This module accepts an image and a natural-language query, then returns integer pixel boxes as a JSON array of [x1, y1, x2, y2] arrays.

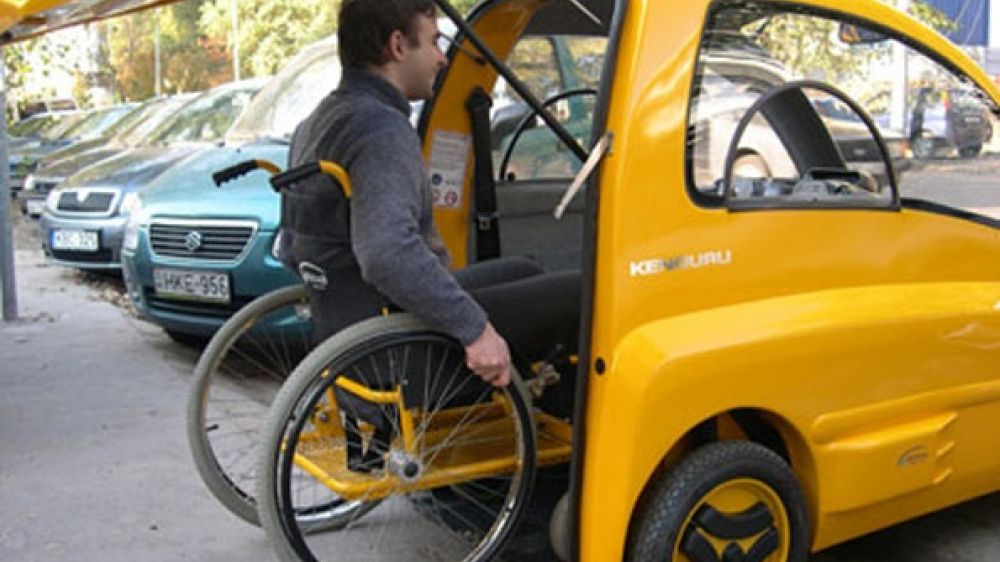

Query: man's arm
[[348, 125, 489, 344]]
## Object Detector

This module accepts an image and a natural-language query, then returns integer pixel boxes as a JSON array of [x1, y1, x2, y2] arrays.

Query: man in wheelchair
[[280, 0, 580, 469], [283, 0, 579, 381]]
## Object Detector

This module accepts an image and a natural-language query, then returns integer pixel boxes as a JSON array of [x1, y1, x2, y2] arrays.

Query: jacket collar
[[340, 67, 411, 118]]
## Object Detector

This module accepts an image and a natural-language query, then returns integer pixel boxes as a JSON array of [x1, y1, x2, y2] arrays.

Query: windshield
[[39, 113, 87, 141], [146, 83, 262, 146], [113, 96, 195, 147], [226, 38, 341, 142], [9, 115, 52, 137], [58, 105, 135, 140]]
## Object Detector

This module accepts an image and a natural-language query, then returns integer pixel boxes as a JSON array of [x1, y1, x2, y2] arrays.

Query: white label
[[153, 268, 230, 304], [427, 130, 470, 209], [52, 229, 99, 252]]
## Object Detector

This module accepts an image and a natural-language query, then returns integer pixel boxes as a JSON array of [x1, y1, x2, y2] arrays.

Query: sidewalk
[[0, 217, 272, 561]]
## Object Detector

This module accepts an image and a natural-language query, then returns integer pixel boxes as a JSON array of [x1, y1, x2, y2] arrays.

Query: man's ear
[[385, 29, 407, 62]]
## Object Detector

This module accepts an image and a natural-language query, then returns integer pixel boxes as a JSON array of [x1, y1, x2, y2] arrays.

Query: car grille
[[149, 220, 256, 261], [56, 189, 117, 213], [51, 249, 114, 263]]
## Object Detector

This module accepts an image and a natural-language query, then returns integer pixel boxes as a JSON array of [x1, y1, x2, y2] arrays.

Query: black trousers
[[308, 255, 580, 362], [457, 256, 580, 363]]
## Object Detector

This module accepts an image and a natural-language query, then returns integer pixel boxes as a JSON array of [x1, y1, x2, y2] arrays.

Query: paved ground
[[1, 189, 999, 562]]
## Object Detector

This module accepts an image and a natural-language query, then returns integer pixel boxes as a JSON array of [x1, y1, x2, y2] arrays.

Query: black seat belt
[[465, 87, 501, 261]]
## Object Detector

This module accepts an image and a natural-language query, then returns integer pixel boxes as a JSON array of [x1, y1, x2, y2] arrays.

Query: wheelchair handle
[[269, 160, 352, 198], [212, 159, 282, 187]]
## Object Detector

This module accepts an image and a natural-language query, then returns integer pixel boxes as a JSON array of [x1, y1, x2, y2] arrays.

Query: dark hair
[[338, 0, 436, 69]]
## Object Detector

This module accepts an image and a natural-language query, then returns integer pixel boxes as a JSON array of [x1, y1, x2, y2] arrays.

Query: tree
[[199, 0, 337, 79], [4, 36, 72, 120], [107, 0, 229, 101]]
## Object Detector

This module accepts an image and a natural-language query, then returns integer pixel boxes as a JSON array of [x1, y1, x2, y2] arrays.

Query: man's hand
[[465, 322, 512, 387]]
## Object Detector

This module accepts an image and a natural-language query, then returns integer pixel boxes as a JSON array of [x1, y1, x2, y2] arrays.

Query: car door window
[[492, 35, 606, 182], [687, 5, 998, 221]]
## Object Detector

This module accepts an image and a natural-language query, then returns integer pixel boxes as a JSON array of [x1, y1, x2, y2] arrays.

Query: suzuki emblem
[[185, 231, 203, 252]]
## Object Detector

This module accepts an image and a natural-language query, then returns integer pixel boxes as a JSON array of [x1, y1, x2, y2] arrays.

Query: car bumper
[[17, 192, 46, 217], [122, 227, 300, 337], [40, 212, 127, 269]]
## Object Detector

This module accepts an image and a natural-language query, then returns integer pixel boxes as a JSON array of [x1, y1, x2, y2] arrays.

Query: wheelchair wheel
[[257, 313, 537, 562], [186, 284, 312, 525]]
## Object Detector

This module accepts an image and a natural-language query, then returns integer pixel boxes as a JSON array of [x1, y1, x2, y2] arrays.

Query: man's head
[[339, 0, 447, 101]]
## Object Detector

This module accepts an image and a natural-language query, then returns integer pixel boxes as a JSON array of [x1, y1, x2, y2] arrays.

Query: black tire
[[958, 144, 982, 158], [911, 130, 936, 160], [186, 284, 312, 525], [628, 441, 809, 562], [257, 313, 537, 562], [732, 152, 771, 179]]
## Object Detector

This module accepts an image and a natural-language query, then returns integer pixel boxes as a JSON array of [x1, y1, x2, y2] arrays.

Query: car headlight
[[120, 192, 142, 216], [270, 229, 284, 259], [45, 188, 62, 213], [23, 174, 36, 192], [122, 194, 145, 251]]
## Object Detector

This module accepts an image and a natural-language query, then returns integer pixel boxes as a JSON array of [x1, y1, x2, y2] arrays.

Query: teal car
[[121, 36, 340, 341]]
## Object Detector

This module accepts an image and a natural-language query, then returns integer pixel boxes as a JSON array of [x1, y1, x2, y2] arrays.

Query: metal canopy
[[0, 0, 184, 44]]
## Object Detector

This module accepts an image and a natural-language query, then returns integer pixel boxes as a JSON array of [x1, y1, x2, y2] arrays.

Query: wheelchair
[[203, 158, 575, 561]]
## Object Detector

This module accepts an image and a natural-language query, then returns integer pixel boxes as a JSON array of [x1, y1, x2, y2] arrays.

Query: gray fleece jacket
[[287, 67, 487, 345]]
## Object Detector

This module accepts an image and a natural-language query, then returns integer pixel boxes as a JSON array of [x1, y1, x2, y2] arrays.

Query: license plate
[[963, 115, 982, 124], [51, 229, 99, 251], [26, 199, 45, 215], [153, 268, 230, 304]]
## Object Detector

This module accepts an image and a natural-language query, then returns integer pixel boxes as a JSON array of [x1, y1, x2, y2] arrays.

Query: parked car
[[39, 79, 265, 270], [7, 111, 87, 190], [121, 37, 339, 341], [8, 104, 137, 196], [18, 95, 197, 217], [869, 86, 994, 158]]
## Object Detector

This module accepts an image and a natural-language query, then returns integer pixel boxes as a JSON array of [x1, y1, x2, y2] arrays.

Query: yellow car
[[253, 1, 1000, 561]]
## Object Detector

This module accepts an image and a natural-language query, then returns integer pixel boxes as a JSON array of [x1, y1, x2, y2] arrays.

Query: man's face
[[399, 15, 447, 101]]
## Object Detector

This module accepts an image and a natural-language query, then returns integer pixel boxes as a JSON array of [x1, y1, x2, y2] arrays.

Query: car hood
[[32, 146, 125, 181], [141, 142, 290, 230], [11, 139, 74, 161], [37, 138, 108, 168], [62, 144, 206, 192]]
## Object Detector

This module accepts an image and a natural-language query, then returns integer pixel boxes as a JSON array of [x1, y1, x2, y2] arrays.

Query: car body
[[8, 105, 138, 192], [121, 36, 340, 337], [39, 79, 265, 269], [870, 86, 994, 158], [364, 0, 1000, 560], [18, 95, 197, 217], [7, 110, 87, 190]]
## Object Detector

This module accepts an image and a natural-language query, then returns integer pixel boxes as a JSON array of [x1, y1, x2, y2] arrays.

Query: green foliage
[[748, 1, 958, 85], [910, 1, 959, 35], [107, 0, 229, 100], [199, 0, 337, 78], [3, 37, 72, 118]]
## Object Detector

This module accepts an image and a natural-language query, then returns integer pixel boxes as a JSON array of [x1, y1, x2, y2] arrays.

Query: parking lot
[[2, 179, 1000, 562]]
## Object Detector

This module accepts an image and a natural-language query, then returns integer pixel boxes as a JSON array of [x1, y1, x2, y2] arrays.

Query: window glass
[[227, 40, 342, 142], [689, 5, 998, 218], [492, 35, 606, 182], [148, 85, 260, 146]]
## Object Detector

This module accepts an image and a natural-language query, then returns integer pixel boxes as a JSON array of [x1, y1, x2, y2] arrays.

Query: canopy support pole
[[0, 49, 18, 321]]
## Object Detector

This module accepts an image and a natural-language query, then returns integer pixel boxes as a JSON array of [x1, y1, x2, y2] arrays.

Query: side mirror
[[838, 23, 888, 45]]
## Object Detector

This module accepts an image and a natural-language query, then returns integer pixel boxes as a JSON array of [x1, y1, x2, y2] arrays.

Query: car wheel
[[628, 441, 809, 562], [911, 130, 936, 160], [732, 152, 771, 179], [958, 144, 982, 158]]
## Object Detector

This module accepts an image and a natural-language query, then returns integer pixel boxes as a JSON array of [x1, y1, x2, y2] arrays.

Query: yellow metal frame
[[415, 1, 1000, 560], [292, 375, 573, 502]]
